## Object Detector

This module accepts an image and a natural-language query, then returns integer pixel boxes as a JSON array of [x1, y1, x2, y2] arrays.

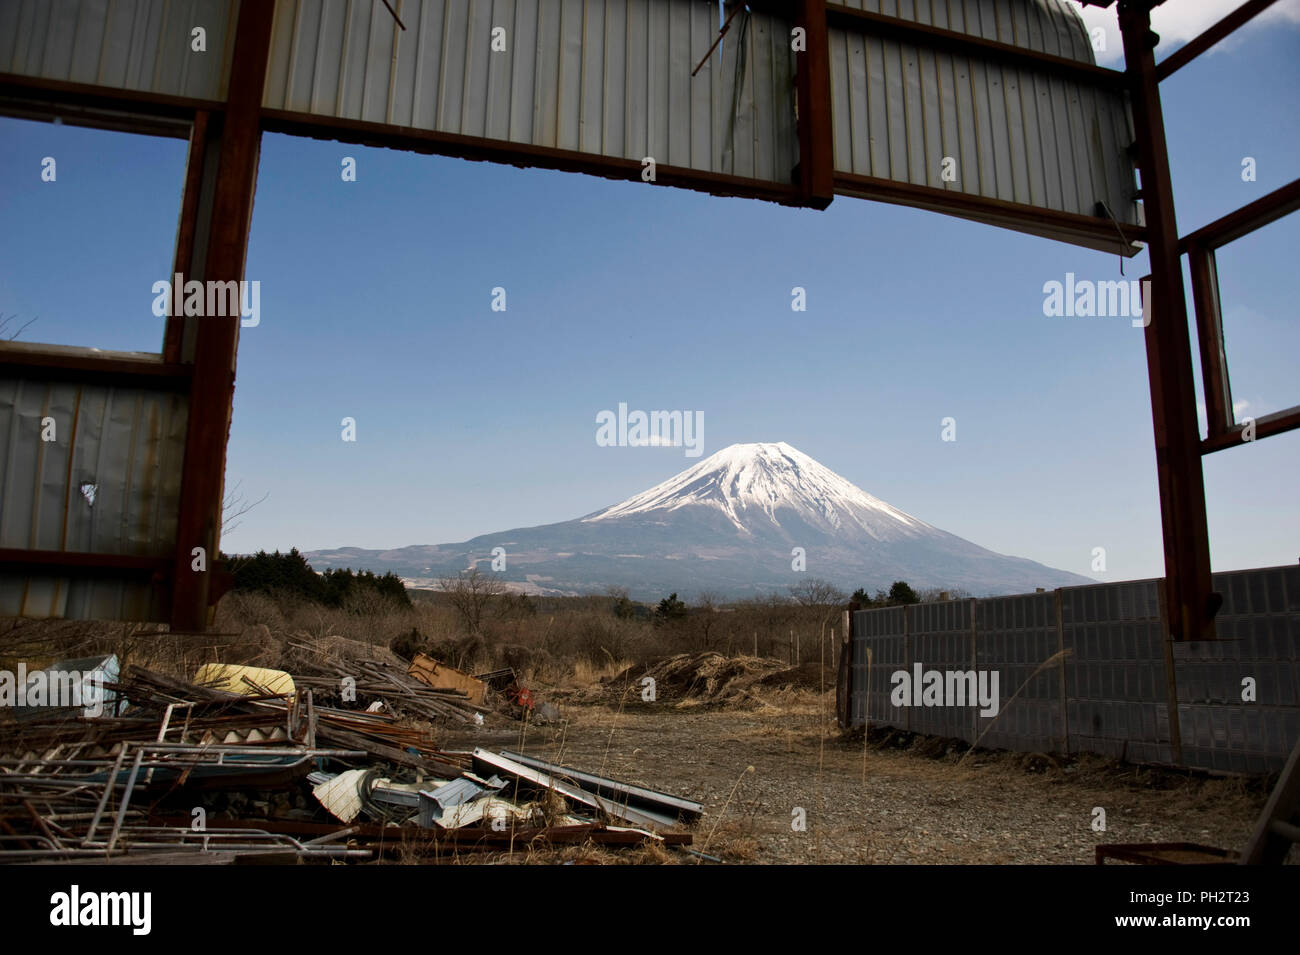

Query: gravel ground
[[438, 691, 1271, 865]]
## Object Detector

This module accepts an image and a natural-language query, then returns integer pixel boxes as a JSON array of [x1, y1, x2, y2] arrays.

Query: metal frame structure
[[0, 0, 1294, 637], [1082, 0, 1300, 642]]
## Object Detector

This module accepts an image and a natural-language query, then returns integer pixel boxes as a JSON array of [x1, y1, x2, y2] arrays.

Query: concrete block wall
[[846, 564, 1300, 772], [1174, 566, 1300, 772], [977, 591, 1063, 753], [850, 606, 905, 728], [1061, 579, 1172, 765]]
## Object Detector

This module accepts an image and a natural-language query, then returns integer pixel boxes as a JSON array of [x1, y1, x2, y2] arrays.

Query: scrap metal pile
[[0, 654, 701, 864]]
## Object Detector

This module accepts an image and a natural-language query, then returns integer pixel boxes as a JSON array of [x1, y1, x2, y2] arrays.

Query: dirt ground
[[439, 690, 1270, 865]]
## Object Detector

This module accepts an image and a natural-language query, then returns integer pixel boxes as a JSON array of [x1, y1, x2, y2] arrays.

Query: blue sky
[[0, 5, 1296, 586]]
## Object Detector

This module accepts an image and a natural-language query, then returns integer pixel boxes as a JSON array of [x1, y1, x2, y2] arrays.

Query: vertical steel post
[[1119, 2, 1218, 642], [795, 0, 834, 209], [170, 0, 276, 631]]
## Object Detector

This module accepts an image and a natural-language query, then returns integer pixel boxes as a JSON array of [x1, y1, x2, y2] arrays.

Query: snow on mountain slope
[[584, 441, 930, 539]]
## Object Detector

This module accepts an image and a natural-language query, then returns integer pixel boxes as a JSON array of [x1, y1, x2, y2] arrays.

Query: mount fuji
[[305, 442, 1092, 599]]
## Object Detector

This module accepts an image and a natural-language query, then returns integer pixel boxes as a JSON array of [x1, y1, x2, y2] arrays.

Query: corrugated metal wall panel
[[828, 0, 1138, 224], [0, 0, 237, 100], [836, 0, 1092, 62], [0, 377, 187, 620], [264, 0, 798, 184], [1, 573, 164, 620]]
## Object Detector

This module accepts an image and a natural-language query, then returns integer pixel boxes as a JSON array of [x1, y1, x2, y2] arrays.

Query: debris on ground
[[408, 653, 488, 706], [0, 657, 696, 864], [289, 644, 486, 725]]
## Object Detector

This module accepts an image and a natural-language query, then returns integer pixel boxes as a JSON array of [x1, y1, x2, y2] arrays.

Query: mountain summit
[[584, 442, 931, 539], [307, 442, 1091, 598]]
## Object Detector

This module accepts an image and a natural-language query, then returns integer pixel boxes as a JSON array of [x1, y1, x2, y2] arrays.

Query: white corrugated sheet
[[828, 0, 1140, 225], [0, 0, 237, 100], [263, 0, 799, 183]]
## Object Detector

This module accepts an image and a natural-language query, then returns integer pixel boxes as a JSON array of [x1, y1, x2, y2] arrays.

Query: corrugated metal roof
[[0, 374, 187, 619], [0, 0, 237, 100], [262, 0, 799, 183]]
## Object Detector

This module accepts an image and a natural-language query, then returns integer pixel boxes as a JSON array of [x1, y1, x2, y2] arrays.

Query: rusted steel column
[[1188, 242, 1234, 440], [165, 111, 210, 365], [794, 0, 834, 209], [170, 0, 275, 631], [1119, 2, 1218, 642]]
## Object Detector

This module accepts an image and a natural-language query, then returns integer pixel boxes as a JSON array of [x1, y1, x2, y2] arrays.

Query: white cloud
[[1068, 0, 1300, 66]]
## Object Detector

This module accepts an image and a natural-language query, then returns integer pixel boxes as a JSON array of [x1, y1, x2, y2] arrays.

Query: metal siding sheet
[[0, 375, 186, 620], [261, 0, 798, 186], [579, 0, 604, 155], [2, 0, 234, 99], [827, 0, 1138, 223]]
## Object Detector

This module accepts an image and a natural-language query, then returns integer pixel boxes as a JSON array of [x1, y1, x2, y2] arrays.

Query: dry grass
[[564, 656, 634, 687], [702, 820, 760, 861]]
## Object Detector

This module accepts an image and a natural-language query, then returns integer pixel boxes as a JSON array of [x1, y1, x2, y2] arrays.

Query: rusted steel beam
[[259, 109, 805, 208], [169, 0, 276, 632], [1178, 178, 1300, 253], [1121, 5, 1218, 642], [0, 549, 170, 577], [1202, 406, 1300, 455], [0, 72, 217, 133], [834, 171, 1146, 255], [1155, 0, 1281, 80], [1187, 243, 1234, 438], [794, 0, 834, 209], [0, 347, 192, 391]]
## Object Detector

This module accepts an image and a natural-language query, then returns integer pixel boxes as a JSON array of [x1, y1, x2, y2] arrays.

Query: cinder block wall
[[843, 565, 1300, 773]]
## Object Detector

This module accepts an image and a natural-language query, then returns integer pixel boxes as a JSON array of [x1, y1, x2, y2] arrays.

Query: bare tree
[[0, 313, 37, 341], [221, 479, 269, 536], [787, 578, 847, 607], [439, 567, 504, 638], [693, 591, 722, 650]]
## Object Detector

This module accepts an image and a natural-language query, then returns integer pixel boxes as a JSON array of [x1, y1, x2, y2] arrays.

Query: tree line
[[221, 548, 411, 610]]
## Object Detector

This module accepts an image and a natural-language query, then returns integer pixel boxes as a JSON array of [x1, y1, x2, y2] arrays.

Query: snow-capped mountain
[[306, 442, 1091, 599], [585, 442, 932, 539]]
